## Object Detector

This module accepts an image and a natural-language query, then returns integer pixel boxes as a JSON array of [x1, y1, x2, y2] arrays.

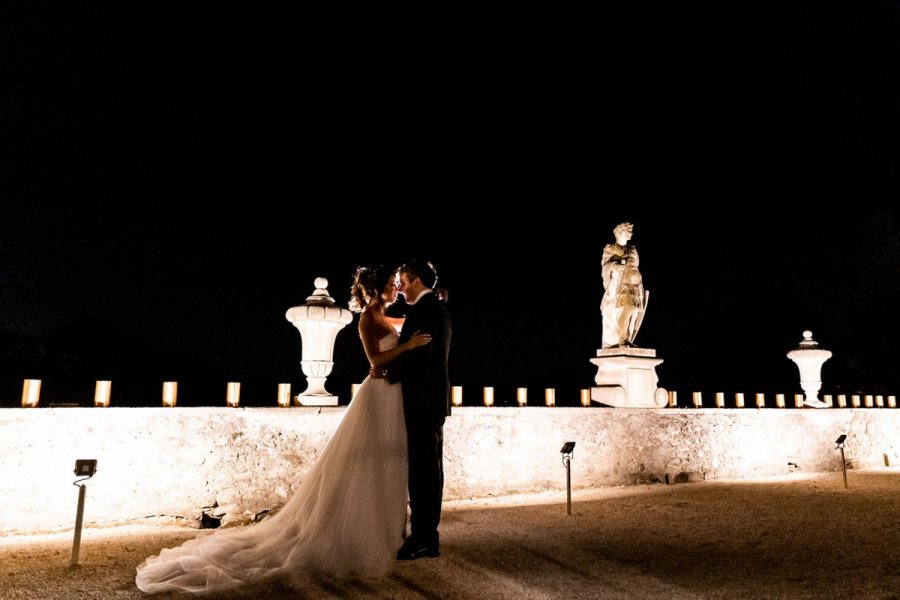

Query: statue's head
[[613, 222, 633, 237]]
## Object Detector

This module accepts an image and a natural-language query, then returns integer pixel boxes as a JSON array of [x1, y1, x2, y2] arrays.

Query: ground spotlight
[[561, 442, 575, 515], [835, 434, 848, 489], [71, 459, 98, 566]]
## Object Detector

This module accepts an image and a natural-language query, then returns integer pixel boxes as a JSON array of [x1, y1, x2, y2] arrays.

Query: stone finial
[[797, 330, 819, 348], [305, 277, 336, 307]]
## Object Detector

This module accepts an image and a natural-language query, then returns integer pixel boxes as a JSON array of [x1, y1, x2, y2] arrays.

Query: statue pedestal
[[590, 348, 668, 408]]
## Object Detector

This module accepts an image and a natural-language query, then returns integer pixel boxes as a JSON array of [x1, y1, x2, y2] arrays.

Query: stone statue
[[601, 222, 648, 348]]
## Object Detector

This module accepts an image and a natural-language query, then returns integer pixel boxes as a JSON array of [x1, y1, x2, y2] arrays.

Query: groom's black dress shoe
[[396, 540, 439, 560]]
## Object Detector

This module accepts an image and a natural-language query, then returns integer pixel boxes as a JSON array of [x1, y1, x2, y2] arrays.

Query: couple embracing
[[135, 260, 451, 595]]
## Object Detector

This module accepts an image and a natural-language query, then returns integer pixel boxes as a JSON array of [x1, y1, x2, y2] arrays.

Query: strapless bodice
[[378, 331, 399, 352]]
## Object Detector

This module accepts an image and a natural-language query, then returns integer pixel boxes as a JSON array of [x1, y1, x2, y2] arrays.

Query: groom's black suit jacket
[[389, 291, 451, 427]]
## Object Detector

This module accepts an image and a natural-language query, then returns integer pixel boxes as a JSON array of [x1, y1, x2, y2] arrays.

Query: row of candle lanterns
[[19, 379, 296, 408], [18, 379, 589, 408], [671, 391, 897, 409], [19, 378, 899, 409], [441, 386, 588, 407]]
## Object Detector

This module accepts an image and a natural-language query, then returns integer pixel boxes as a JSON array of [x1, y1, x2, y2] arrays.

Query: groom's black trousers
[[406, 423, 443, 546]]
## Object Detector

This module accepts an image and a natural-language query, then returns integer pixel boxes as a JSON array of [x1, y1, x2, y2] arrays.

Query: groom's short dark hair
[[400, 259, 438, 289]]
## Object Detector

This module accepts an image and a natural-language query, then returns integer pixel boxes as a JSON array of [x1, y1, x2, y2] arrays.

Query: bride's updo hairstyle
[[349, 265, 395, 313]]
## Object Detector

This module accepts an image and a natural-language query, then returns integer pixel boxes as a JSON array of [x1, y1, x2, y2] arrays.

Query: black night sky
[[2, 4, 899, 407]]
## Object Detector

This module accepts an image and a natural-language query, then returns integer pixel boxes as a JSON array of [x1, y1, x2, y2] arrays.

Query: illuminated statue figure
[[601, 222, 648, 348]]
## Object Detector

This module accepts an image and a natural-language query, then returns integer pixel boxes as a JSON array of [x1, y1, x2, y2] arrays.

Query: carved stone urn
[[786, 330, 832, 408], [285, 277, 353, 406]]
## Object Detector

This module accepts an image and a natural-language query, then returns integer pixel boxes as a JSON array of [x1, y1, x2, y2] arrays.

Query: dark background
[[2, 4, 899, 407]]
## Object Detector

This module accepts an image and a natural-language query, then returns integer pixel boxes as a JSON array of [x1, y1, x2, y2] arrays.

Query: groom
[[388, 259, 452, 560]]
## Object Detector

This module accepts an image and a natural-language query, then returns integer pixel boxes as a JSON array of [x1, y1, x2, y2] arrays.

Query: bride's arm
[[359, 313, 431, 368]]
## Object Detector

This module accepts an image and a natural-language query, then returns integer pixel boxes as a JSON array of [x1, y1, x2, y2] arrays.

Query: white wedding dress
[[135, 333, 408, 594]]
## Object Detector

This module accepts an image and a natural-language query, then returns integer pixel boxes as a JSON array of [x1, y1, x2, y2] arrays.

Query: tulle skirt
[[135, 376, 407, 594]]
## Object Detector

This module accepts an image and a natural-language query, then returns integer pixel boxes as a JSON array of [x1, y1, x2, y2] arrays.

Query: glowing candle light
[[692, 392, 702, 408], [837, 394, 847, 408], [451, 386, 463, 407], [668, 391, 677, 407], [864, 394, 874, 408], [349, 383, 361, 401], [755, 393, 765, 408], [277, 383, 291, 407], [516, 387, 528, 407], [94, 381, 111, 407], [483, 387, 494, 407], [545, 388, 555, 407], [21, 379, 41, 408], [775, 394, 785, 408], [162, 382, 177, 407], [823, 394, 833, 407], [876, 395, 884, 408], [715, 392, 724, 408], [226, 382, 241, 407], [794, 394, 804, 408], [851, 394, 861, 408], [888, 395, 896, 408], [580, 389, 591, 407], [735, 392, 745, 408]]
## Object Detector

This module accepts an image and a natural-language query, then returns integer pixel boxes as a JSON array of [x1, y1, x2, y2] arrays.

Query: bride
[[135, 265, 430, 594]]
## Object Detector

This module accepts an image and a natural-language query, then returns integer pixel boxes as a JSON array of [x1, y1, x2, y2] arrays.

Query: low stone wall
[[3, 407, 898, 534]]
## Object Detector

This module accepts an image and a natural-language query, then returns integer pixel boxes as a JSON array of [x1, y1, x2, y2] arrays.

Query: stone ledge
[[2, 407, 898, 534]]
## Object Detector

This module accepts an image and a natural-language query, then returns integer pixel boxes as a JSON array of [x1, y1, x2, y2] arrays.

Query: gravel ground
[[2, 470, 898, 600]]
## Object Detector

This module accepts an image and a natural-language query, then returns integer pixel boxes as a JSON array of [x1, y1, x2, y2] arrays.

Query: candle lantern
[[451, 386, 463, 406], [226, 382, 241, 407], [94, 381, 111, 407], [545, 388, 556, 407], [580, 389, 591, 407], [162, 382, 177, 407], [21, 379, 41, 408], [277, 383, 292, 407], [516, 387, 528, 407]]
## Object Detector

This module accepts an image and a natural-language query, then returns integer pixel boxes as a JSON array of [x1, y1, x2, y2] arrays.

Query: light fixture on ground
[[560, 441, 575, 515], [70, 459, 97, 566], [835, 434, 848, 489], [483, 387, 494, 407], [285, 278, 353, 406]]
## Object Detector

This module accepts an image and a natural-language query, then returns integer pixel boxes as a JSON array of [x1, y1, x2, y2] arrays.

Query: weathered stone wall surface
[[2, 407, 898, 534]]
